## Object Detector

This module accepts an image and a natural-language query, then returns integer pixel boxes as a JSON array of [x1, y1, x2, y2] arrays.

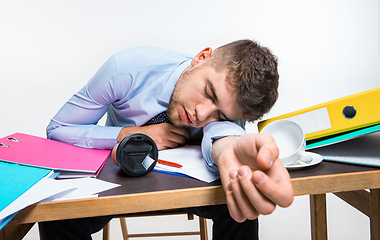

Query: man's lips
[[180, 107, 194, 126]]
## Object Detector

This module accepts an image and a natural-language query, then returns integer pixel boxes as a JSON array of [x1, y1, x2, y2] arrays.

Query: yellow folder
[[258, 87, 380, 141]]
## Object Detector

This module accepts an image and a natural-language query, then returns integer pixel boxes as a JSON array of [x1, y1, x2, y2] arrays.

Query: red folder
[[0, 133, 111, 178]]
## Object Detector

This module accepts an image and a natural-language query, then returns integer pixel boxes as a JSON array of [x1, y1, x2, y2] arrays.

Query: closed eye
[[204, 85, 215, 103], [204, 81, 230, 121]]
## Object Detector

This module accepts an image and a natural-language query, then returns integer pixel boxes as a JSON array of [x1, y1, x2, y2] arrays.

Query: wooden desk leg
[[199, 217, 208, 240], [370, 189, 380, 240], [310, 194, 328, 240]]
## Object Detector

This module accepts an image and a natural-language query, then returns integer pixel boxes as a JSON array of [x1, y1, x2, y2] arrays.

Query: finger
[[170, 131, 188, 144], [229, 170, 260, 221], [168, 125, 191, 139], [256, 133, 280, 170], [163, 140, 181, 149], [225, 172, 248, 223], [161, 125, 190, 146], [142, 124, 187, 149], [252, 161, 294, 208], [237, 166, 276, 215]]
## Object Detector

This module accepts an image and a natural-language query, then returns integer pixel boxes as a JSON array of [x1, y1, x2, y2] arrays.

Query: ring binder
[[258, 87, 380, 141], [0, 133, 111, 178], [5, 138, 21, 142]]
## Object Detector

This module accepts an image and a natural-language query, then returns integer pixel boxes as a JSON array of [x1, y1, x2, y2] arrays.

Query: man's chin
[[171, 120, 187, 128], [175, 121, 203, 129]]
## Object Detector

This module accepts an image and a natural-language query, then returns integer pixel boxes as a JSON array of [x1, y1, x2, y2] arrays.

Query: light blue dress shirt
[[47, 46, 246, 175]]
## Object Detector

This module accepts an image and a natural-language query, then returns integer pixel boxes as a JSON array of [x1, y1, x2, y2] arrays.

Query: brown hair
[[209, 39, 279, 122]]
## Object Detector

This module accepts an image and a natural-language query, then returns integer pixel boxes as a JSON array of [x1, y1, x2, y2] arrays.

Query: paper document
[[310, 131, 380, 167], [42, 178, 120, 202], [155, 145, 219, 183], [0, 175, 120, 226], [0, 174, 75, 222]]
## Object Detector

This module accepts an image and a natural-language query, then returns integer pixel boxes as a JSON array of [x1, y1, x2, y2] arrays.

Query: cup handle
[[299, 151, 313, 164]]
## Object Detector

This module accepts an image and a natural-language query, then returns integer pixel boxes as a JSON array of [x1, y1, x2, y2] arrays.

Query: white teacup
[[261, 119, 313, 166]]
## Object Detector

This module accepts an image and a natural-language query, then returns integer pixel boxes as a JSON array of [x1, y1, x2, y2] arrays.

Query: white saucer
[[285, 152, 323, 169]]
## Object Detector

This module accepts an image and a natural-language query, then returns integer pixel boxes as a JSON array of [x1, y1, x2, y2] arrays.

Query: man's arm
[[212, 134, 294, 222], [117, 124, 190, 150], [47, 50, 190, 150], [201, 121, 293, 222], [46, 55, 124, 149]]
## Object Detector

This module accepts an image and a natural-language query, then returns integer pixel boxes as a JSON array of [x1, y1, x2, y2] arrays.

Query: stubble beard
[[167, 78, 187, 128], [166, 66, 194, 128], [167, 98, 184, 128]]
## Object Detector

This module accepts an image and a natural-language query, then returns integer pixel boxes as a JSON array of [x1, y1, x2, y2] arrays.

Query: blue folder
[[0, 161, 51, 229]]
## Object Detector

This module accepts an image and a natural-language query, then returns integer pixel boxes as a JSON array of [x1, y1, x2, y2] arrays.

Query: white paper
[[42, 178, 120, 202], [0, 176, 121, 222], [155, 145, 219, 183], [0, 174, 76, 221]]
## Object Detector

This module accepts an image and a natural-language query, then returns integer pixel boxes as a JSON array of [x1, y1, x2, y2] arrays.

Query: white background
[[1, 0, 379, 239]]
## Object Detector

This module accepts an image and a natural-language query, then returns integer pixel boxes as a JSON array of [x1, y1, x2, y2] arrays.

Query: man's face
[[167, 63, 242, 128]]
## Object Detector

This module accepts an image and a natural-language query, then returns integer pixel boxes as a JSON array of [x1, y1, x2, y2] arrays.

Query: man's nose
[[196, 100, 218, 123]]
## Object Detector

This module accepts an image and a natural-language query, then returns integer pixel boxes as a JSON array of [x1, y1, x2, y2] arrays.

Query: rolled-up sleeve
[[201, 121, 246, 175]]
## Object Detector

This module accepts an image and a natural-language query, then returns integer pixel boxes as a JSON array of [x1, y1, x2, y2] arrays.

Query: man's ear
[[191, 47, 213, 67]]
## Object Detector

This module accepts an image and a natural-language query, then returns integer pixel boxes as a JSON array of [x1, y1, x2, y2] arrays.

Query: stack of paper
[[155, 145, 219, 183], [309, 131, 380, 167]]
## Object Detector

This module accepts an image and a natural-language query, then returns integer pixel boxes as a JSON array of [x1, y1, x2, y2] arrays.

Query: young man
[[41, 39, 294, 240]]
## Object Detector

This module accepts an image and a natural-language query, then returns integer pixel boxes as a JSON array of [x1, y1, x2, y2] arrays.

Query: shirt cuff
[[91, 126, 123, 149], [201, 121, 246, 175]]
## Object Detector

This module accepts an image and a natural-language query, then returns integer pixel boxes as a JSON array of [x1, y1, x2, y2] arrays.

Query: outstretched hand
[[213, 133, 294, 222]]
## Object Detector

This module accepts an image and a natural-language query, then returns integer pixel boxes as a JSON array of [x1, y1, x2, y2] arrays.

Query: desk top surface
[[10, 143, 380, 225], [98, 154, 380, 197]]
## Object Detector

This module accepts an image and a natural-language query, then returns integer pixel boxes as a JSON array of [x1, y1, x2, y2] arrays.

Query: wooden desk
[[3, 156, 380, 240]]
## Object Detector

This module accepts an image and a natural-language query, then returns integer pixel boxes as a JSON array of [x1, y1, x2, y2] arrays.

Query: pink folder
[[0, 133, 110, 178]]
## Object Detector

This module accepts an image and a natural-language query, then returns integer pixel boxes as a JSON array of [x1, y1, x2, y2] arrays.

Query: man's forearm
[[46, 119, 121, 149]]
